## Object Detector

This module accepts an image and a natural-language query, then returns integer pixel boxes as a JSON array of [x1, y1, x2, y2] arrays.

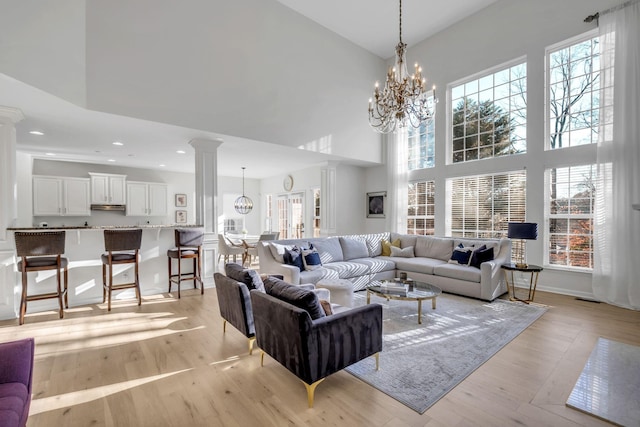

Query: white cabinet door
[[90, 174, 109, 204], [33, 177, 63, 216], [148, 184, 168, 216], [126, 183, 148, 216], [109, 175, 126, 204], [63, 178, 91, 216]]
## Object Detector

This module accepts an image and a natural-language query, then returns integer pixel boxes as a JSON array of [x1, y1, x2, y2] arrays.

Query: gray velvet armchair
[[250, 278, 383, 407]]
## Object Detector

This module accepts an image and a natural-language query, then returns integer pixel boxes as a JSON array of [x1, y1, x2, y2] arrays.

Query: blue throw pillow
[[302, 247, 322, 271], [283, 246, 305, 271], [450, 248, 472, 265], [469, 245, 494, 268]]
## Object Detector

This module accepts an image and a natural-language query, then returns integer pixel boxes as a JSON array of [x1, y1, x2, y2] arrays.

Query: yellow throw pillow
[[381, 239, 401, 256]]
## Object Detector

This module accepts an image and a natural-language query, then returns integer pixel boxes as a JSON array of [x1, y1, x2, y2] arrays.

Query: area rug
[[345, 292, 547, 414], [566, 337, 640, 426]]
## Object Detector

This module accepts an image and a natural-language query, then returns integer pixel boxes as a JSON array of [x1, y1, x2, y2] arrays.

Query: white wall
[[83, 0, 384, 164], [0, 0, 86, 106], [217, 176, 261, 236]]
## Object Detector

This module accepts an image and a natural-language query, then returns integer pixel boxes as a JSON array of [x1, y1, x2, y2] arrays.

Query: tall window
[[449, 171, 526, 238], [407, 181, 435, 235], [408, 113, 435, 170], [312, 188, 321, 237], [547, 32, 600, 149], [451, 61, 526, 163], [265, 194, 272, 232], [547, 165, 595, 269]]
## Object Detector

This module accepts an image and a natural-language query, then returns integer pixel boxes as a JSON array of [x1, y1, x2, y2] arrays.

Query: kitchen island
[[2, 225, 215, 321]]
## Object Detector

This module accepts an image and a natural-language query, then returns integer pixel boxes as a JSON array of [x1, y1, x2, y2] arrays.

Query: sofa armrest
[[0, 338, 34, 391], [214, 273, 254, 337], [479, 239, 511, 300]]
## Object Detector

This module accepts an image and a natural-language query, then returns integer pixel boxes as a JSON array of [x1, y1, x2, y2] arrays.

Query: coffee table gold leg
[[417, 300, 422, 324], [432, 297, 436, 310], [366, 290, 371, 305]]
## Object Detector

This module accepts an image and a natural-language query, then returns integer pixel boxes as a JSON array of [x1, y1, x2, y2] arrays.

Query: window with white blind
[[547, 32, 602, 149], [407, 180, 435, 235], [449, 171, 526, 238], [451, 61, 527, 163], [312, 188, 321, 237], [547, 164, 595, 269], [408, 117, 435, 170]]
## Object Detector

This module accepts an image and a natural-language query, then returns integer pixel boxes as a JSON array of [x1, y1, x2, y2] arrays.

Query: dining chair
[[14, 231, 68, 325], [217, 234, 244, 264], [243, 232, 279, 266], [101, 229, 142, 311]]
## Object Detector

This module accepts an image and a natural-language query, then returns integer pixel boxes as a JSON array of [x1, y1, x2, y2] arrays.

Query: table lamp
[[507, 222, 538, 268]]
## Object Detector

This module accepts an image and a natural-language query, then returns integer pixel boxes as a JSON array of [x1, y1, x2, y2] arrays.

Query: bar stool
[[101, 229, 142, 311], [167, 228, 204, 298], [14, 231, 68, 325]]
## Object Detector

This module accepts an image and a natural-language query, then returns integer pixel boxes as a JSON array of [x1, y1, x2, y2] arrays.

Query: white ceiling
[[3, 0, 498, 179]]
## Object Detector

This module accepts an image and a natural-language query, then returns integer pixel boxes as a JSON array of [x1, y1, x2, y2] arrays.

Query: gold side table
[[501, 263, 543, 304]]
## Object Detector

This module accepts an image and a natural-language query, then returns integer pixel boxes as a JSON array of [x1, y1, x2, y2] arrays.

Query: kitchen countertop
[[7, 224, 203, 231]]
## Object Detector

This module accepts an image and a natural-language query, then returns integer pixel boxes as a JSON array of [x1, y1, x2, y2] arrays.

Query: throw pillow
[[319, 300, 333, 316], [263, 276, 326, 320], [381, 238, 401, 256], [469, 245, 495, 268], [390, 245, 415, 258], [224, 263, 265, 292], [268, 242, 293, 263], [448, 243, 474, 265], [283, 246, 305, 271], [302, 247, 323, 270]]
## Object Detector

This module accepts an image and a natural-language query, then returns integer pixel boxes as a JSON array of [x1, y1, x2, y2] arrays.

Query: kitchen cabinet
[[89, 173, 126, 205], [33, 176, 91, 216], [126, 181, 168, 216]]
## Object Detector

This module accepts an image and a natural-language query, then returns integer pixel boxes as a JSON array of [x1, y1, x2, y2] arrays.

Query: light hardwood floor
[[1, 287, 639, 427]]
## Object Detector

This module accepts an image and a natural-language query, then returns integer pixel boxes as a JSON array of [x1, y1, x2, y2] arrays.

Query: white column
[[320, 161, 338, 236], [189, 138, 223, 279], [0, 106, 24, 320]]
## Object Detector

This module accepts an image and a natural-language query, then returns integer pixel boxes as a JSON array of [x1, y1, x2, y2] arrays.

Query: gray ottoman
[[316, 278, 354, 307]]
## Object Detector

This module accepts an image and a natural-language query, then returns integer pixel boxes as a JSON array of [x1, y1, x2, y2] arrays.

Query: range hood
[[91, 204, 126, 211]]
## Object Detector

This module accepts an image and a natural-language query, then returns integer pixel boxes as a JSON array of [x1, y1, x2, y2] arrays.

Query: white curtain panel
[[593, 0, 640, 310], [386, 130, 408, 233]]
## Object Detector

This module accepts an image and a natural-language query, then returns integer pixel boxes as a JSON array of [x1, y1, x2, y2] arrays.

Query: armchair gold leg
[[248, 337, 256, 355], [260, 350, 266, 367], [222, 319, 227, 333], [373, 352, 380, 371], [303, 379, 325, 408]]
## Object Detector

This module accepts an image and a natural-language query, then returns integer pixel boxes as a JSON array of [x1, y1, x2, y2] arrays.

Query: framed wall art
[[175, 210, 187, 224], [366, 191, 386, 218], [175, 194, 187, 207]]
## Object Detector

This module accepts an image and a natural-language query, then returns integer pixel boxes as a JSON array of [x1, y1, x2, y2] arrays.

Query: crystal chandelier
[[368, 0, 437, 134], [234, 167, 253, 214]]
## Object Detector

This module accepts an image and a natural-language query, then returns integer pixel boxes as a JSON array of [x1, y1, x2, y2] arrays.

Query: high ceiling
[[3, 0, 498, 178]]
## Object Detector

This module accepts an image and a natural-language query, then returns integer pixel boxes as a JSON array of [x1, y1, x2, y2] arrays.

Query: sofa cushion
[[268, 242, 294, 263], [381, 239, 401, 256], [225, 263, 265, 292], [339, 237, 369, 260], [363, 232, 390, 257], [263, 277, 326, 320], [469, 245, 494, 268], [390, 245, 415, 258], [283, 246, 305, 271], [299, 267, 339, 284], [348, 257, 396, 274], [0, 382, 28, 427], [392, 257, 448, 275], [433, 263, 482, 283], [311, 238, 344, 263], [391, 232, 417, 249], [414, 236, 454, 261], [323, 261, 370, 279]]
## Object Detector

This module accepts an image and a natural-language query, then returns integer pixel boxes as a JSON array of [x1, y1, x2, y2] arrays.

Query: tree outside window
[[408, 117, 435, 170]]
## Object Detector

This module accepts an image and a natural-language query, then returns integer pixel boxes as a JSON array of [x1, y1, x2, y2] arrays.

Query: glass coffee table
[[366, 280, 442, 324]]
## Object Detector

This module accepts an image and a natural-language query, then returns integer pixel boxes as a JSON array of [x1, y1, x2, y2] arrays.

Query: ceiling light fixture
[[29, 131, 44, 136], [107, 159, 116, 162], [368, 0, 437, 134], [234, 167, 253, 215], [176, 150, 186, 154], [112, 141, 123, 146]]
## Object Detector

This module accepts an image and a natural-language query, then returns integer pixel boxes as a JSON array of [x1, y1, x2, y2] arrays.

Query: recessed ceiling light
[[29, 131, 44, 136], [107, 159, 116, 162], [45, 152, 56, 156], [176, 150, 186, 154], [159, 164, 166, 167], [112, 141, 124, 146]]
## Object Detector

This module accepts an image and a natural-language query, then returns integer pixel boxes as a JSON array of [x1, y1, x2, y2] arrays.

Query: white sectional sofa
[[257, 232, 511, 301]]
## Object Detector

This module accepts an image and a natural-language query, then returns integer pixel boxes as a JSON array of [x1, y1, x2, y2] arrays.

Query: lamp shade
[[507, 222, 538, 240]]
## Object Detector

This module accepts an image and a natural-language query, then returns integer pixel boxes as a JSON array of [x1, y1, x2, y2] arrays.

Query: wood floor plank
[[1, 288, 639, 426]]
